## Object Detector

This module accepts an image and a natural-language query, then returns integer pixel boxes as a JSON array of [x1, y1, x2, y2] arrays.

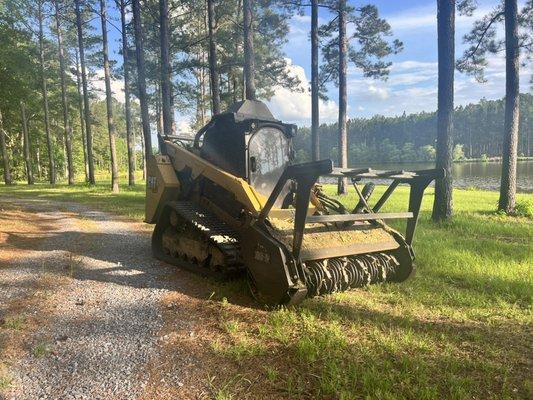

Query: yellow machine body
[[146, 100, 441, 305], [145, 155, 181, 224]]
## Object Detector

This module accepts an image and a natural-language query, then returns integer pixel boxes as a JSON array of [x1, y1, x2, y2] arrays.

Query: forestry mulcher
[[146, 100, 443, 306]]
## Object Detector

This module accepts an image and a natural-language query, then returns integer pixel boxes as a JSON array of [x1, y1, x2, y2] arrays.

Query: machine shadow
[[3, 229, 257, 308]]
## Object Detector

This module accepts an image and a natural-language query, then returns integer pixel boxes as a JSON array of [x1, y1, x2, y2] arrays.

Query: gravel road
[[0, 197, 209, 399]]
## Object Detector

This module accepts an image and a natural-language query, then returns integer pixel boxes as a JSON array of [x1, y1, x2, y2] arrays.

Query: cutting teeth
[[303, 253, 402, 298]]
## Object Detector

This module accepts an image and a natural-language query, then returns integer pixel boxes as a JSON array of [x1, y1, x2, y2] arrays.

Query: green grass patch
[[515, 198, 533, 218], [33, 342, 51, 358], [0, 363, 12, 392], [2, 316, 26, 331], [0, 175, 146, 220]]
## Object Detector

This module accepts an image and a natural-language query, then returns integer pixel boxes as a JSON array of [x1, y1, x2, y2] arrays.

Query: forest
[[294, 93, 533, 164]]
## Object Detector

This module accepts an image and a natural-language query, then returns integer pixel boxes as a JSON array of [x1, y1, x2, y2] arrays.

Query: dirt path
[[0, 197, 235, 400]]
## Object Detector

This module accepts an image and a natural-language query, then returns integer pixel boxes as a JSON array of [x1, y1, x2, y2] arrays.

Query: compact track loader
[[146, 100, 443, 305]]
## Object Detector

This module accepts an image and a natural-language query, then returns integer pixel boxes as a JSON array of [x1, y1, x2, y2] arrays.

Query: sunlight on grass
[[0, 175, 146, 220], [1, 179, 531, 399]]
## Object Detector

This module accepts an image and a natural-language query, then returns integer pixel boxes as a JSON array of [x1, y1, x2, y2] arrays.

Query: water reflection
[[349, 161, 533, 193]]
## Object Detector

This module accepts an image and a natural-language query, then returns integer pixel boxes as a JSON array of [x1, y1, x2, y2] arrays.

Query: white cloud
[[367, 84, 390, 100], [454, 53, 532, 106], [288, 14, 327, 41], [387, 2, 504, 32], [392, 61, 438, 71], [387, 5, 437, 31], [89, 69, 126, 104], [388, 61, 438, 86], [266, 59, 338, 125]]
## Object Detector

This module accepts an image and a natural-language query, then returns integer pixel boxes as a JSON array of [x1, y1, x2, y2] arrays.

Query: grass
[[2, 179, 532, 399], [0, 174, 146, 220], [0, 363, 12, 391], [2, 316, 26, 331], [33, 342, 51, 358]]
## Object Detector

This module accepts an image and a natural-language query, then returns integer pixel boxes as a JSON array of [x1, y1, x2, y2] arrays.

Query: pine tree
[[117, 0, 135, 186], [74, 0, 96, 184], [432, 0, 455, 221], [243, 0, 256, 100], [207, 0, 221, 115], [457, 0, 532, 213], [159, 0, 174, 138], [37, 0, 56, 184], [99, 0, 119, 193], [0, 107, 13, 185], [131, 0, 153, 157], [53, 0, 74, 185], [311, 0, 319, 161], [319, 1, 402, 194], [20, 101, 34, 184], [74, 48, 89, 182]]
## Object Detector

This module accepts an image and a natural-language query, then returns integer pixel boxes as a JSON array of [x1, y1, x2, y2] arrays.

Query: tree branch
[[465, 11, 504, 59]]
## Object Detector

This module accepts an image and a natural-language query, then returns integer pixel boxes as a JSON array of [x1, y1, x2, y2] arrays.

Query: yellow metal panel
[[165, 141, 266, 216], [145, 155, 181, 223]]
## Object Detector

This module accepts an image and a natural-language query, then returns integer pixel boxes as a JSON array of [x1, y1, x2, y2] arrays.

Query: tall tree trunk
[[120, 0, 135, 186], [133, 119, 137, 172], [156, 82, 163, 136], [100, 0, 119, 193], [207, 0, 221, 115], [141, 130, 146, 180], [0, 108, 12, 185], [337, 0, 348, 195], [132, 0, 153, 157], [75, 49, 89, 182], [432, 0, 455, 221], [159, 0, 173, 138], [54, 0, 74, 185], [38, 0, 56, 184], [499, 0, 520, 213], [75, 0, 95, 184], [36, 144, 42, 179], [62, 137, 67, 177], [21, 103, 34, 185], [243, 0, 256, 100], [311, 0, 319, 161]]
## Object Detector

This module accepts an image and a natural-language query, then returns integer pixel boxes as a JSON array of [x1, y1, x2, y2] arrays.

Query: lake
[[348, 160, 533, 193]]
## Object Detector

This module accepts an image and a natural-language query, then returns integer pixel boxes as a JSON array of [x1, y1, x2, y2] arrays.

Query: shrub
[[515, 199, 533, 218]]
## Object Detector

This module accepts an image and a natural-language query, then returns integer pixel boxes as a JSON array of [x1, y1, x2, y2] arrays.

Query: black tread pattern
[[168, 201, 241, 265]]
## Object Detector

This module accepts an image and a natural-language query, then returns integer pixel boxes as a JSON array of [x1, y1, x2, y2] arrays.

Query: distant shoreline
[[351, 157, 532, 165], [455, 156, 533, 163]]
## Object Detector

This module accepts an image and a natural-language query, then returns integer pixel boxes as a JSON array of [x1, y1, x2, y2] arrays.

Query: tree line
[[0, 0, 531, 220], [294, 93, 532, 164], [0, 0, 401, 189]]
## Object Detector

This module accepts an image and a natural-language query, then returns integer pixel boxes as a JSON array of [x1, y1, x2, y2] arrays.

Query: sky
[[97, 0, 532, 129]]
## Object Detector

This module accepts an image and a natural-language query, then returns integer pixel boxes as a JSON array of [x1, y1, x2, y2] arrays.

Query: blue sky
[[98, 0, 532, 128]]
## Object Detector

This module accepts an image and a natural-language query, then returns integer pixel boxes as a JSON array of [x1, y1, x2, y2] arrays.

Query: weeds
[[515, 198, 533, 218], [3, 316, 26, 331], [33, 342, 51, 358], [0, 364, 12, 391]]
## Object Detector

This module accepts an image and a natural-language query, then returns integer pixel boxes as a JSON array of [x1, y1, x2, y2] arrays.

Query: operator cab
[[196, 100, 296, 199]]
